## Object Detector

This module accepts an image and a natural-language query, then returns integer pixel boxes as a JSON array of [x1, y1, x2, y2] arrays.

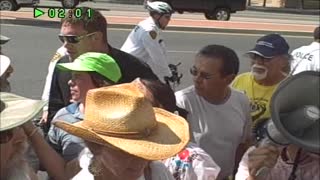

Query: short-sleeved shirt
[[121, 17, 172, 82], [47, 103, 85, 161], [175, 86, 252, 179], [232, 72, 278, 128], [291, 42, 320, 75]]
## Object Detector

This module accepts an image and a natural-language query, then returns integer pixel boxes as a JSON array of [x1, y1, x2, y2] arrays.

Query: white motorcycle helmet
[[146, 1, 174, 15]]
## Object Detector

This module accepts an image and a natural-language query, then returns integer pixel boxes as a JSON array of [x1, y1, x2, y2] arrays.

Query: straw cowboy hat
[[54, 83, 190, 160], [0, 92, 46, 131]]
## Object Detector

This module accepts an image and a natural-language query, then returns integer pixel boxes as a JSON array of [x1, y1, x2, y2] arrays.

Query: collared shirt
[[121, 17, 172, 82], [47, 102, 85, 161]]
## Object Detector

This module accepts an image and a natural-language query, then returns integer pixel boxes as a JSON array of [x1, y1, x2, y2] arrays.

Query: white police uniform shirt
[[121, 17, 172, 82], [41, 46, 68, 111], [291, 41, 320, 74]]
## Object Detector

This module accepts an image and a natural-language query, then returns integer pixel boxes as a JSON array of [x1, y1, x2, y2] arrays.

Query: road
[[1, 23, 312, 99], [14, 0, 319, 26]]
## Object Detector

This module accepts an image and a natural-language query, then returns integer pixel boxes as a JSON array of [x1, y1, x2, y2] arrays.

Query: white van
[[0, 0, 39, 11]]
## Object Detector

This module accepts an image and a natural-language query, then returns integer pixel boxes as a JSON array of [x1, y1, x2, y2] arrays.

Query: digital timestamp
[[33, 8, 93, 19]]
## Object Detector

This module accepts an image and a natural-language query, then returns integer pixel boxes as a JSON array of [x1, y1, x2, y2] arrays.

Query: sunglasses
[[249, 54, 273, 62], [58, 32, 96, 44], [190, 67, 215, 80], [0, 129, 13, 144]]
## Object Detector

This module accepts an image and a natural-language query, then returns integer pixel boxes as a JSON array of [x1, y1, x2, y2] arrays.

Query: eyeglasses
[[58, 32, 96, 44], [249, 54, 273, 62], [190, 67, 216, 80], [0, 129, 13, 144]]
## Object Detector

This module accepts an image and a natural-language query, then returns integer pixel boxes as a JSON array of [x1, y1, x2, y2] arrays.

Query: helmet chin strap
[[154, 14, 164, 30]]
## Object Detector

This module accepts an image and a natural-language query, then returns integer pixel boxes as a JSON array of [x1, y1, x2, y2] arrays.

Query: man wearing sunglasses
[[44, 7, 159, 133], [121, 1, 173, 82], [232, 34, 291, 137], [0, 92, 45, 180], [175, 45, 252, 180]]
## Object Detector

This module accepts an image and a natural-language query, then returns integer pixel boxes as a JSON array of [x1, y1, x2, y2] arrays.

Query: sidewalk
[[0, 10, 316, 36]]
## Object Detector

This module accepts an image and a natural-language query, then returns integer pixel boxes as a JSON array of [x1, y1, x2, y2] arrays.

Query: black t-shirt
[[46, 46, 159, 127]]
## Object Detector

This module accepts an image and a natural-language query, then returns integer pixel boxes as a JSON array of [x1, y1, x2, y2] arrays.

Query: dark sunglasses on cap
[[190, 66, 216, 80], [58, 32, 96, 44]]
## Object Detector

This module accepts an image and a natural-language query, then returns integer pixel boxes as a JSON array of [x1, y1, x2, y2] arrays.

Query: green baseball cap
[[57, 52, 122, 83]]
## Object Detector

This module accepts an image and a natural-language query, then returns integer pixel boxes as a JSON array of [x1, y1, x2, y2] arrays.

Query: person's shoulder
[[231, 87, 247, 98], [111, 47, 140, 61], [50, 47, 68, 62], [235, 72, 251, 80], [233, 72, 252, 86], [175, 86, 195, 97], [140, 17, 157, 30], [52, 103, 80, 124]]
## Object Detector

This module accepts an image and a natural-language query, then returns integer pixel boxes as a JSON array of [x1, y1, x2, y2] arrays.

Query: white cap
[[0, 55, 11, 77]]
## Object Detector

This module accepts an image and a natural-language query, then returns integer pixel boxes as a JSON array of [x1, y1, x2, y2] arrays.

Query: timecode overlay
[[33, 8, 93, 19]]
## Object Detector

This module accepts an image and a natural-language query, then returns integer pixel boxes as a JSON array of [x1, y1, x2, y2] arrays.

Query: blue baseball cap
[[248, 34, 289, 59]]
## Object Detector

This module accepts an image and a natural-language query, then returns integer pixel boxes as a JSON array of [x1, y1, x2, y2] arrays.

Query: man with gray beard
[[0, 92, 45, 180], [232, 34, 291, 138]]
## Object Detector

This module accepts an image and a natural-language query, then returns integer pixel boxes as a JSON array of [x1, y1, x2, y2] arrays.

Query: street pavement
[[0, 1, 318, 35], [1, 23, 312, 99]]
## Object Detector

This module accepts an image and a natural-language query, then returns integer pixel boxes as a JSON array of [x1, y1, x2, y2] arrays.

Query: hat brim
[[0, 35, 10, 45], [0, 93, 46, 131], [54, 108, 189, 160], [247, 47, 275, 59], [57, 62, 94, 72]]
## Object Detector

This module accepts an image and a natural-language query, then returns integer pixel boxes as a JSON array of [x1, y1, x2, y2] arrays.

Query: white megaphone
[[255, 71, 319, 178], [262, 71, 320, 153]]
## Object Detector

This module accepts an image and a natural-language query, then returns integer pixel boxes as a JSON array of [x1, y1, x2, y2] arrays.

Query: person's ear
[[93, 32, 103, 41], [225, 74, 236, 84]]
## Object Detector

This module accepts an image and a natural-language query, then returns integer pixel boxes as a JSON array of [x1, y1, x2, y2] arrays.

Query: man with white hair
[[232, 34, 291, 137], [0, 92, 45, 180]]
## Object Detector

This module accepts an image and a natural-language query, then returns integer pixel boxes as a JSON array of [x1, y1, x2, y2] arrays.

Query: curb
[[247, 6, 320, 15], [0, 18, 313, 36]]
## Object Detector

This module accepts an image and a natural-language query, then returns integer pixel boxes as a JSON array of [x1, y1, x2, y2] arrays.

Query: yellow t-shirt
[[232, 72, 278, 128]]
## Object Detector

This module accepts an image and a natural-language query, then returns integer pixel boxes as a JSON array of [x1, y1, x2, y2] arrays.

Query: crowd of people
[[0, 1, 319, 180]]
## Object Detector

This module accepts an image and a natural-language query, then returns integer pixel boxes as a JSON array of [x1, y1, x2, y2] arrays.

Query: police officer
[[291, 26, 320, 74], [40, 46, 68, 125], [121, 1, 173, 82], [0, 34, 13, 92]]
